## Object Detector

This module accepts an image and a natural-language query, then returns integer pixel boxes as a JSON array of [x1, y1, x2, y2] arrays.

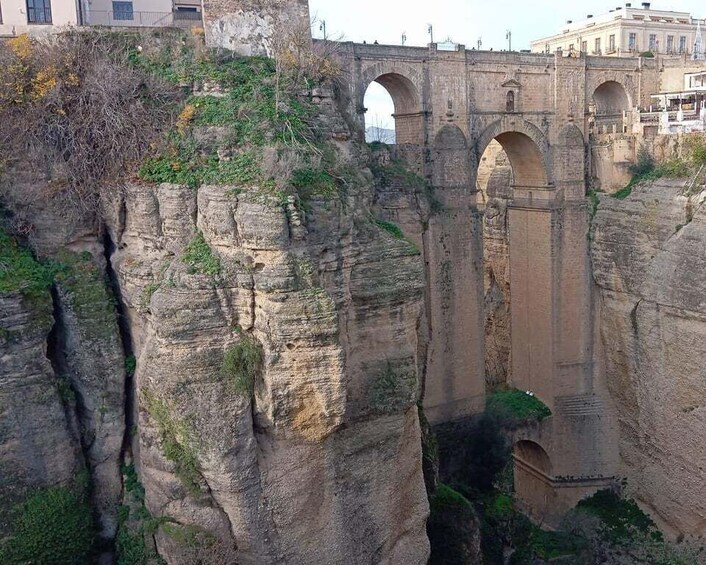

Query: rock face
[[96, 87, 431, 562], [591, 179, 706, 538], [0, 171, 126, 546], [481, 152, 513, 387], [0, 290, 81, 533], [203, 0, 310, 55]]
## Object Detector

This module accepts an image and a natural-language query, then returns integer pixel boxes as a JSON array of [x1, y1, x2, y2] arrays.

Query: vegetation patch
[[54, 250, 117, 339], [618, 145, 705, 199], [220, 335, 264, 397], [182, 232, 221, 277], [116, 464, 168, 565], [370, 155, 441, 212], [369, 362, 416, 413], [0, 32, 179, 214], [133, 49, 349, 206], [576, 489, 661, 543], [145, 394, 202, 495], [373, 218, 405, 240], [0, 481, 93, 564], [486, 387, 551, 427], [0, 231, 56, 299], [427, 483, 480, 565], [125, 355, 137, 377]]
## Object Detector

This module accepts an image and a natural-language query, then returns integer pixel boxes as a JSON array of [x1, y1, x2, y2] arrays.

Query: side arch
[[473, 119, 552, 188], [514, 440, 552, 475], [360, 62, 425, 144], [591, 80, 632, 115]]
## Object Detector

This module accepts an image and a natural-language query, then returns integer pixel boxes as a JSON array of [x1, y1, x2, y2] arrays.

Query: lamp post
[[506, 30, 512, 51]]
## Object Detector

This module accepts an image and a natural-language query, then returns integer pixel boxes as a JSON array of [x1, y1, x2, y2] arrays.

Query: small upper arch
[[591, 80, 632, 115]]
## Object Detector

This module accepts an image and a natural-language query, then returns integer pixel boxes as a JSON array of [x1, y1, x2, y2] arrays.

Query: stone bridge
[[333, 42, 662, 522]]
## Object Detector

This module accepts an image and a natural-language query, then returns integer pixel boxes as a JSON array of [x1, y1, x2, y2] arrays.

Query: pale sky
[[308, 0, 705, 130]]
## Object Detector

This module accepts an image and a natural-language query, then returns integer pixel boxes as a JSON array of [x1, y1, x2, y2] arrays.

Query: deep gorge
[[1, 5, 706, 564]]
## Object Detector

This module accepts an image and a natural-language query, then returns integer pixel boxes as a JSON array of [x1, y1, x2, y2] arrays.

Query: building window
[[679, 35, 687, 53], [629, 32, 637, 51], [649, 34, 657, 51], [581, 40, 587, 53], [666, 35, 674, 53], [594, 37, 601, 54], [609, 34, 616, 52], [112, 1, 133, 20], [27, 0, 52, 23]]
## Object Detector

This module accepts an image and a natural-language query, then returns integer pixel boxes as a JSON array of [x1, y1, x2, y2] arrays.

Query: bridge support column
[[508, 184, 619, 525], [422, 125, 485, 424]]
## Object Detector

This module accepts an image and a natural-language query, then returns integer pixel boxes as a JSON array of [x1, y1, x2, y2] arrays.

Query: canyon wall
[[591, 179, 706, 538], [0, 72, 431, 564]]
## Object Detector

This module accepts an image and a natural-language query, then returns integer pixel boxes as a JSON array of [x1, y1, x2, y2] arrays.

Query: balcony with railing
[[84, 9, 202, 28]]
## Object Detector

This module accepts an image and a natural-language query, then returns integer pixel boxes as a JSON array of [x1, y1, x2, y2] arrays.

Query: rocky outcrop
[[0, 176, 126, 547], [482, 159, 512, 387], [591, 179, 706, 538], [0, 290, 81, 534], [92, 83, 431, 562]]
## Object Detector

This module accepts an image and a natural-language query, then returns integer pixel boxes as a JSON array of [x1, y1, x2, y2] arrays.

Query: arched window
[[506, 91, 515, 113]]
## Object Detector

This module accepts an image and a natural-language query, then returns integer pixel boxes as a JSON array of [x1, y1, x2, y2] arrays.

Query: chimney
[[626, 2, 632, 6], [642, 2, 650, 9]]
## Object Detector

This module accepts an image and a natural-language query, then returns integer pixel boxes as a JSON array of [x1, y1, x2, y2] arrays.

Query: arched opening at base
[[513, 440, 554, 522]]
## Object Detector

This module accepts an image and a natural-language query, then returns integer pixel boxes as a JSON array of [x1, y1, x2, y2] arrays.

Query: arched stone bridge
[[333, 41, 660, 523]]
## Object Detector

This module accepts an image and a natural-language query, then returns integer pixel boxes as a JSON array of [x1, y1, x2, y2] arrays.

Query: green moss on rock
[[486, 387, 551, 427], [0, 481, 94, 564], [220, 335, 263, 397]]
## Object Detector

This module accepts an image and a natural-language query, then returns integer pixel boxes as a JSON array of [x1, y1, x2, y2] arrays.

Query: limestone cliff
[[0, 53, 430, 564], [591, 179, 706, 538]]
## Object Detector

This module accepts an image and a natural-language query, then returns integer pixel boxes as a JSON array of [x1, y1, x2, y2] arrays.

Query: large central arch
[[473, 121, 556, 404], [474, 119, 552, 190]]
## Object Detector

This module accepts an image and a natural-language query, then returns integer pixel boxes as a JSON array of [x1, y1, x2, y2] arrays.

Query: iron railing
[[84, 10, 201, 28]]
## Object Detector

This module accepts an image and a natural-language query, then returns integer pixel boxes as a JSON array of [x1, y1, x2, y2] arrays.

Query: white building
[[0, 0, 201, 36], [531, 3, 705, 58]]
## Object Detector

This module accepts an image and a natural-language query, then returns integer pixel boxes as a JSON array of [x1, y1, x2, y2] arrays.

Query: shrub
[[576, 489, 660, 543], [182, 232, 220, 277], [0, 484, 94, 564], [427, 484, 479, 565], [0, 31, 179, 214], [628, 147, 655, 178], [656, 158, 690, 178], [221, 335, 263, 397], [125, 355, 137, 377]]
